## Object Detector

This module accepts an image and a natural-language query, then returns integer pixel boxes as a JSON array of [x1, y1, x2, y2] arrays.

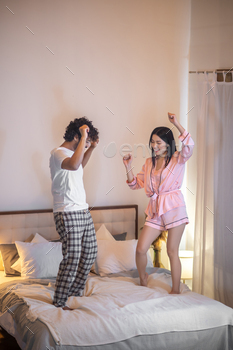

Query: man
[[49, 117, 99, 310]]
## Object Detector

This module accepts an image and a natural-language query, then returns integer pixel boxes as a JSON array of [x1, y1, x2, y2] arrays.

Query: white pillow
[[15, 241, 62, 278], [11, 233, 49, 273], [10, 257, 22, 273], [31, 232, 49, 243], [96, 224, 115, 241], [95, 239, 153, 276], [90, 224, 115, 273]]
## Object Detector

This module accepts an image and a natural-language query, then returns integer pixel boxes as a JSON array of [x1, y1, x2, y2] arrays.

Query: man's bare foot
[[62, 306, 73, 310], [169, 290, 180, 294], [140, 272, 148, 287]]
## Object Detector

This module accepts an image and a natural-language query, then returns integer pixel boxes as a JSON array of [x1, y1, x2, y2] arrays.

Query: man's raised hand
[[79, 125, 89, 139]]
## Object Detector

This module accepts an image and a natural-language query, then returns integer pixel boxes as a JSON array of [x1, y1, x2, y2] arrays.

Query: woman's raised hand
[[123, 153, 133, 168], [168, 112, 178, 125]]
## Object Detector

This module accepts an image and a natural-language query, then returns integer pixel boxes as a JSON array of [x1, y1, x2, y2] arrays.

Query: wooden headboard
[[0, 205, 138, 243]]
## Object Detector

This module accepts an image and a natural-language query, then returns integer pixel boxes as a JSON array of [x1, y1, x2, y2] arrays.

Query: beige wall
[[189, 0, 233, 70], [186, 0, 233, 250], [0, 0, 191, 237]]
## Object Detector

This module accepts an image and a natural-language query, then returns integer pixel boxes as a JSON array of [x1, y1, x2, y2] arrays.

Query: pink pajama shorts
[[144, 206, 189, 231]]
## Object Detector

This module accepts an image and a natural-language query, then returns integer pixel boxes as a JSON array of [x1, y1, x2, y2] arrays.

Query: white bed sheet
[[3, 270, 233, 347], [0, 270, 96, 284]]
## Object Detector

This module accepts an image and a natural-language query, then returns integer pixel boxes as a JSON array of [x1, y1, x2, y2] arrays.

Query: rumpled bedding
[[0, 268, 233, 347]]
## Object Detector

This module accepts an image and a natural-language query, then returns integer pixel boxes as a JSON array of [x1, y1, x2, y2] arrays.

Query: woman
[[123, 113, 194, 294]]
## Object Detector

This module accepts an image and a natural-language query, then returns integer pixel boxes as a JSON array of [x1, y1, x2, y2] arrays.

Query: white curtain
[[192, 73, 215, 299], [192, 72, 233, 307], [214, 76, 233, 308]]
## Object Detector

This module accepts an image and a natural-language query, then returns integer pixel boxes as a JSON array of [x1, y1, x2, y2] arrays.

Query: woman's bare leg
[[167, 224, 186, 294], [136, 225, 162, 286]]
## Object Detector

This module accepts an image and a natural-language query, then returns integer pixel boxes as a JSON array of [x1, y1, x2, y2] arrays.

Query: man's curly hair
[[63, 117, 99, 142]]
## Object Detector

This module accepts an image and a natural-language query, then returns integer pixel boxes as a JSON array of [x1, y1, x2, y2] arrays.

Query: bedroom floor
[[0, 327, 21, 349]]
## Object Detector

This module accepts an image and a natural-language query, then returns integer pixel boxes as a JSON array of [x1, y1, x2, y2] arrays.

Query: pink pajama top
[[127, 130, 194, 218]]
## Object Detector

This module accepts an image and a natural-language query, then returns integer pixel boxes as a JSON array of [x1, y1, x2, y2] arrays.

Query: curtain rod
[[189, 68, 232, 74]]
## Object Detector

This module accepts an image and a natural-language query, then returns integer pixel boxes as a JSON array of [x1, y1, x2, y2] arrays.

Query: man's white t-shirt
[[49, 147, 88, 212]]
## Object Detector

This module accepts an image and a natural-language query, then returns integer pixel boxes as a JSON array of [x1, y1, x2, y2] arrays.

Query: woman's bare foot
[[62, 306, 73, 311], [140, 272, 148, 287]]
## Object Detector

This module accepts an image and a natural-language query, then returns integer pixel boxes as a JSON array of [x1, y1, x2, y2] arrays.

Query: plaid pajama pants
[[53, 209, 97, 307]]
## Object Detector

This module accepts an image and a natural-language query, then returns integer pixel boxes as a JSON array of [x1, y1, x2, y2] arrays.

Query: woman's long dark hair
[[149, 126, 177, 168]]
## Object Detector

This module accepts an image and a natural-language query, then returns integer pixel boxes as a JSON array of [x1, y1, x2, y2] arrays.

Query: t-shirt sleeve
[[53, 149, 71, 169]]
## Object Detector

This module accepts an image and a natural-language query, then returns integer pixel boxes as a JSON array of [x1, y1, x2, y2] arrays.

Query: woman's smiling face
[[150, 134, 167, 157]]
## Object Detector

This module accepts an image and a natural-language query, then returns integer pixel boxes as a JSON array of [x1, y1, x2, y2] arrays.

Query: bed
[[0, 205, 232, 350]]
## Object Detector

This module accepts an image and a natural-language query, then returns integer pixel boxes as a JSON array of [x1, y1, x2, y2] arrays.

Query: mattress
[[1, 267, 233, 350]]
